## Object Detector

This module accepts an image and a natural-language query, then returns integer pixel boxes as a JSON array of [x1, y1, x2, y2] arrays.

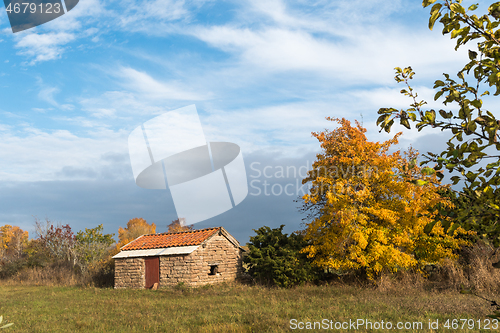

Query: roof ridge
[[120, 227, 223, 251], [153, 226, 220, 236]]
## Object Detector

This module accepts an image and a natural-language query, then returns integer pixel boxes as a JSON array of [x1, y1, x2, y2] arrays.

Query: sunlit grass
[[0, 282, 498, 332]]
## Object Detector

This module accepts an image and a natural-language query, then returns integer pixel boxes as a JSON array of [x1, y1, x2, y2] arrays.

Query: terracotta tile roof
[[121, 227, 221, 251]]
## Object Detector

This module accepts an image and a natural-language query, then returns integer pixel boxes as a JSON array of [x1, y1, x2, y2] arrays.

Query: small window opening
[[209, 265, 218, 275]]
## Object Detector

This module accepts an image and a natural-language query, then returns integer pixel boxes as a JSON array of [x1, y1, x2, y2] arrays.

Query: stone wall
[[186, 233, 243, 286], [114, 257, 145, 289], [159, 254, 193, 286], [159, 234, 243, 286]]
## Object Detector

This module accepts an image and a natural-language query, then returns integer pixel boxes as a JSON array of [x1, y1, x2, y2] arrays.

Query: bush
[[244, 225, 319, 288], [0, 259, 26, 279], [86, 258, 115, 288]]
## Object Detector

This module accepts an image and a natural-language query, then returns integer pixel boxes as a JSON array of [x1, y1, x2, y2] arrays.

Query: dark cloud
[[0, 130, 468, 245], [0, 150, 318, 244], [57, 166, 99, 179]]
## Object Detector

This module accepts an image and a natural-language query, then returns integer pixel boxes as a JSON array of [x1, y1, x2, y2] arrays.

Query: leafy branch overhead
[[377, 0, 500, 246]]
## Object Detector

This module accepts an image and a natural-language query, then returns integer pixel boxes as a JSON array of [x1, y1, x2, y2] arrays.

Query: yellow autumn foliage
[[0, 225, 29, 260], [301, 118, 472, 278], [114, 218, 156, 254]]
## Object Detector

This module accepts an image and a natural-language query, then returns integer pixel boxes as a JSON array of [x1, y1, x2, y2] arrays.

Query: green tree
[[244, 225, 318, 287], [74, 224, 115, 274], [377, 0, 500, 246]]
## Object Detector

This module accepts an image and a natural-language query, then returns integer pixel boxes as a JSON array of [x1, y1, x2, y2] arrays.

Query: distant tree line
[[0, 217, 163, 287]]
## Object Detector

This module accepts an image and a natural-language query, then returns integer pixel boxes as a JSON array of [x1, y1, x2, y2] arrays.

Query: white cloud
[[38, 86, 60, 107], [199, 102, 336, 155], [192, 24, 465, 85], [116, 67, 210, 100], [79, 90, 169, 120], [36, 79, 75, 110], [0, 0, 475, 182], [347, 85, 458, 113], [0, 124, 11, 131], [0, 125, 130, 181], [9, 0, 105, 64], [46, 0, 105, 31], [15, 32, 76, 64], [119, 0, 188, 25]]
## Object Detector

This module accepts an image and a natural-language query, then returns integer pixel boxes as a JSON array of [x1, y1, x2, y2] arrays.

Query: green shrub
[[244, 225, 318, 288]]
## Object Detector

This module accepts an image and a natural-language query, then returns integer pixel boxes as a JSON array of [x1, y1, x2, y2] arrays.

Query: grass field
[[0, 282, 498, 332]]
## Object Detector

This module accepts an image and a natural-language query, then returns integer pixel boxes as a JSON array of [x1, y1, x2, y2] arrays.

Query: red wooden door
[[145, 257, 160, 289]]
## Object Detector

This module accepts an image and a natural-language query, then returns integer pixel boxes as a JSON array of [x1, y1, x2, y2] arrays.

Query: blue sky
[[0, 0, 488, 243]]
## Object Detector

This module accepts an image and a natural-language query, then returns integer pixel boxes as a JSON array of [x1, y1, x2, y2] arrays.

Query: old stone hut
[[113, 227, 243, 289]]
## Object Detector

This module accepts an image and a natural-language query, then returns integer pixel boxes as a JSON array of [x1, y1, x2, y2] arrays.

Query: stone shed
[[113, 227, 243, 289]]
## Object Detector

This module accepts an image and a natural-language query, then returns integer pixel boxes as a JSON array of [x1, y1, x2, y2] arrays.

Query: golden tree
[[301, 118, 471, 278], [0, 225, 29, 260], [167, 218, 194, 233], [115, 218, 156, 251]]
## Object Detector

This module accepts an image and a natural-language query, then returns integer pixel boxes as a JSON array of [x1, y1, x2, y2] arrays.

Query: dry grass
[[0, 266, 84, 287], [0, 282, 498, 332], [375, 243, 500, 295], [440, 243, 500, 293], [0, 264, 113, 288], [0, 244, 499, 332]]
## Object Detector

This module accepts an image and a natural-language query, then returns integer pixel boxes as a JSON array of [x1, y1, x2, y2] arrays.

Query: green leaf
[[465, 171, 477, 181], [434, 90, 445, 100], [489, 3, 500, 18], [470, 99, 482, 108], [467, 120, 477, 132], [424, 220, 438, 235], [384, 119, 394, 133], [451, 29, 461, 39], [376, 114, 389, 126], [439, 109, 453, 118], [433, 80, 445, 88], [400, 117, 411, 129], [425, 110, 436, 123], [421, 167, 436, 175], [422, 0, 438, 8], [409, 158, 417, 168], [468, 4, 478, 11], [450, 3, 466, 14], [429, 7, 442, 30], [489, 73, 498, 86], [415, 179, 429, 186], [447, 223, 459, 235]]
